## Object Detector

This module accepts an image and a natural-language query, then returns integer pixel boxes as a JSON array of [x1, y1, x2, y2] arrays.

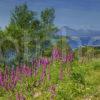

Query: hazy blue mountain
[[55, 26, 100, 49]]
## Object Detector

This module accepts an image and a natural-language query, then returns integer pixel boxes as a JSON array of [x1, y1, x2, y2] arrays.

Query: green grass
[[0, 58, 100, 100]]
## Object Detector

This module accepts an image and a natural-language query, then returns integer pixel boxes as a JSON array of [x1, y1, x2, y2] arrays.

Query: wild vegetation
[[0, 4, 100, 100], [0, 48, 100, 100]]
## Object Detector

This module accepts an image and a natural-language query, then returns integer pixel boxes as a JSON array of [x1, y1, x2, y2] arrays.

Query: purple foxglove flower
[[11, 67, 15, 82], [41, 70, 46, 80], [40, 57, 49, 67], [16, 92, 20, 100], [22, 65, 32, 76], [32, 58, 40, 77], [40, 57, 49, 80], [4, 66, 9, 81], [52, 48, 61, 60], [0, 71, 3, 86], [62, 55, 67, 63], [66, 52, 74, 62]]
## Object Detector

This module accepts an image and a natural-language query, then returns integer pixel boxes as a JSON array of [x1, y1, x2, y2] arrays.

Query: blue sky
[[0, 0, 100, 30]]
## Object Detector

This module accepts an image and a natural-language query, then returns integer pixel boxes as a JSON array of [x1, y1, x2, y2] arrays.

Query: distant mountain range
[[55, 26, 100, 49]]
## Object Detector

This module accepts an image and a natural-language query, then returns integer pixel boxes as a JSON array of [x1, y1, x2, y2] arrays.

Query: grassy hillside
[[0, 58, 99, 100]]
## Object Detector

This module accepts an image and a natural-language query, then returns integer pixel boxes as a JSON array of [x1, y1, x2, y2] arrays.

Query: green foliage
[[49, 61, 61, 84], [71, 65, 86, 84], [41, 8, 55, 25], [10, 3, 35, 30], [93, 60, 100, 70], [0, 4, 57, 64], [0, 59, 99, 99], [56, 81, 79, 100], [0, 3, 100, 100]]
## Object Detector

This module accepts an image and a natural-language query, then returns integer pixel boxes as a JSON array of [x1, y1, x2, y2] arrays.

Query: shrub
[[71, 65, 86, 85]]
